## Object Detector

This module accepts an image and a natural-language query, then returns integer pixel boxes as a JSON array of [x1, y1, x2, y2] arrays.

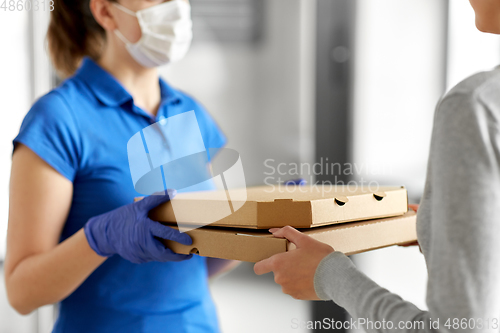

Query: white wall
[[0, 9, 51, 258], [0, 11, 33, 258], [447, 0, 500, 91], [0, 9, 43, 333], [351, 3, 500, 326], [351, 0, 446, 200], [351, 0, 448, 321]]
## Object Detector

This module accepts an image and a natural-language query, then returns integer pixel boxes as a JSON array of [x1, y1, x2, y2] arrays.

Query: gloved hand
[[84, 190, 193, 264]]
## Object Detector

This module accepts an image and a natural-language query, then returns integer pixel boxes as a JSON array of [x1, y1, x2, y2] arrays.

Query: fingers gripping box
[[162, 211, 417, 262]]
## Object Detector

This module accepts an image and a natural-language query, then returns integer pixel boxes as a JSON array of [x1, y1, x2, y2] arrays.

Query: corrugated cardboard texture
[[149, 185, 408, 229], [163, 211, 417, 262]]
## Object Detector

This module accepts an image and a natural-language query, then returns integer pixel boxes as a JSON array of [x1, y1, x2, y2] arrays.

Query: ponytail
[[47, 0, 111, 77]]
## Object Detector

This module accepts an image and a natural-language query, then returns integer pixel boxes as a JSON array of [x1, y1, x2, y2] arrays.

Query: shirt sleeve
[[13, 91, 81, 181], [313, 91, 500, 333]]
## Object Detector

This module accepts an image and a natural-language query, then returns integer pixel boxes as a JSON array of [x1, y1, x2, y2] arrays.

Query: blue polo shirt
[[13, 57, 226, 333]]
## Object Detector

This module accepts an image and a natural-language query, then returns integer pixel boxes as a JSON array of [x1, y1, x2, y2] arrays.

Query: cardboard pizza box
[[149, 185, 408, 229], [162, 211, 417, 262]]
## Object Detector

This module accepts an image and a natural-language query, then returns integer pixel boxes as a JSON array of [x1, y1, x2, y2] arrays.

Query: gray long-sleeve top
[[314, 68, 500, 332]]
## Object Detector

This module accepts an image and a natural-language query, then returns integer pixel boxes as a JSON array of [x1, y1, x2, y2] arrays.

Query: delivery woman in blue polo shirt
[[4, 0, 234, 332]]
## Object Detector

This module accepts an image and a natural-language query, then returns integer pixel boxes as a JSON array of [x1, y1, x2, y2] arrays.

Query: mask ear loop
[[112, 2, 137, 16], [111, 2, 137, 45], [114, 29, 132, 45]]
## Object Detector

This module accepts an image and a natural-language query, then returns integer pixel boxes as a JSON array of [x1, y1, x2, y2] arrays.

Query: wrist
[[84, 217, 114, 257]]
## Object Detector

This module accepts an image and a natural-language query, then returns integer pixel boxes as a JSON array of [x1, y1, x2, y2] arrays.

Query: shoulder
[[23, 82, 83, 134], [26, 91, 70, 123], [437, 68, 500, 127], [28, 76, 90, 119], [448, 67, 500, 96], [32, 76, 81, 109]]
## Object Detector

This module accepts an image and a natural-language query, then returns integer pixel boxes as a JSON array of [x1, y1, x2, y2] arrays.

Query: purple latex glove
[[284, 178, 307, 186], [84, 190, 193, 264]]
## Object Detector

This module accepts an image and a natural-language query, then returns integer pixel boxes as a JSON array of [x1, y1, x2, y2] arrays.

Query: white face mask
[[113, 0, 193, 68]]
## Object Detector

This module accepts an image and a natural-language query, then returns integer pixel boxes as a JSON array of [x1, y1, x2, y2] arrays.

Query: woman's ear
[[90, 0, 118, 31]]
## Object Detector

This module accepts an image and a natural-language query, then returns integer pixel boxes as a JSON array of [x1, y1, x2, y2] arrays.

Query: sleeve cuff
[[314, 251, 357, 301], [13, 137, 76, 181]]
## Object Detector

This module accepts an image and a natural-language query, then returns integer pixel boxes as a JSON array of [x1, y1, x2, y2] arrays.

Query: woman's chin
[[474, 17, 500, 34]]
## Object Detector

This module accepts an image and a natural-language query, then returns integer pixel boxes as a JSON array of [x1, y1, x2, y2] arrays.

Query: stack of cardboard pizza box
[[147, 185, 416, 262]]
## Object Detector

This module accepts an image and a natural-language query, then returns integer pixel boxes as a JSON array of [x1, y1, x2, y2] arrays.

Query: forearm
[[206, 258, 240, 278], [315, 252, 429, 333], [5, 229, 106, 314]]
